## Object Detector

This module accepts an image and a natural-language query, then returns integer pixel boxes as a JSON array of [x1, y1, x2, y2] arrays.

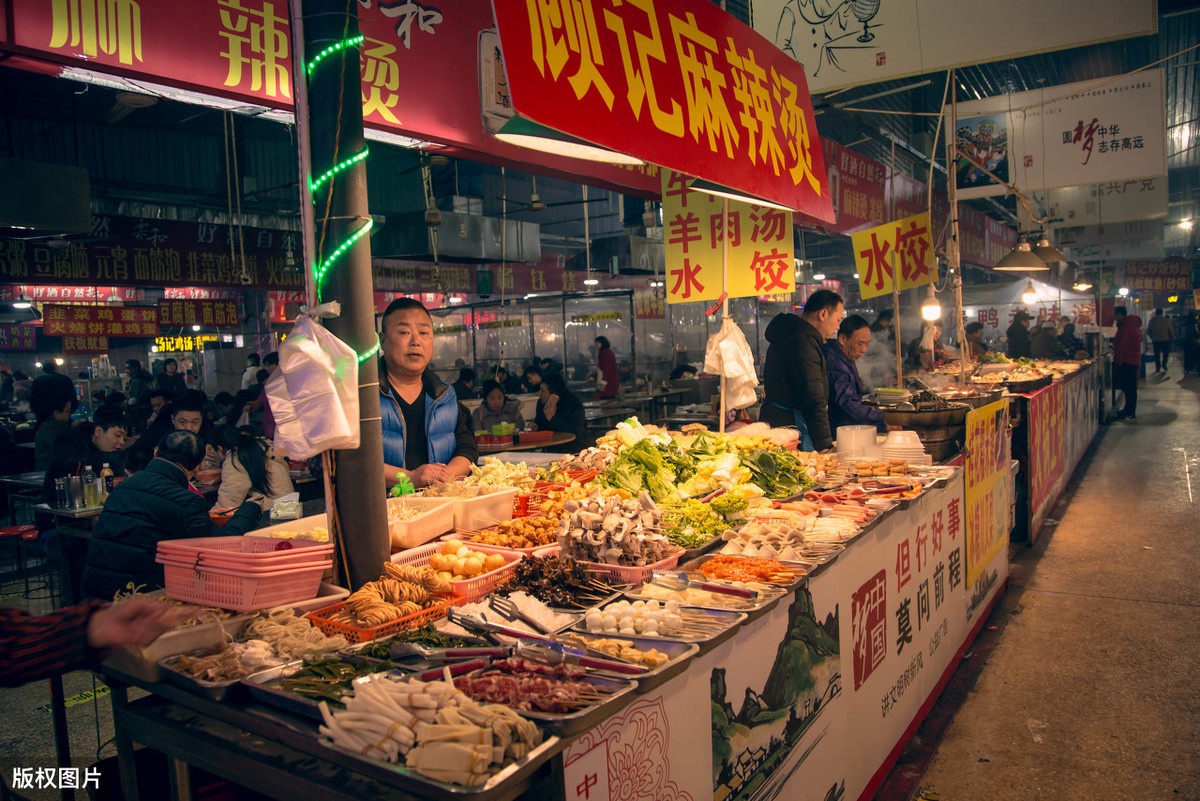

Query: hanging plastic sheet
[[703, 317, 759, 411]]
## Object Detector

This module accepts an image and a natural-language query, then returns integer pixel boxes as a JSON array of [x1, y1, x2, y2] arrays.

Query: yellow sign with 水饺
[[851, 212, 939, 300]]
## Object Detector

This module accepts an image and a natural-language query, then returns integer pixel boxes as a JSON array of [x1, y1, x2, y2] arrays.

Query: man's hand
[[406, 463, 451, 488], [87, 599, 186, 651]]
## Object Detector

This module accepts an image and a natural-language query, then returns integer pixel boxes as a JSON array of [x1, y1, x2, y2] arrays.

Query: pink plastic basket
[[390, 542, 519, 603], [578, 548, 684, 586], [156, 558, 331, 612], [157, 536, 333, 570]]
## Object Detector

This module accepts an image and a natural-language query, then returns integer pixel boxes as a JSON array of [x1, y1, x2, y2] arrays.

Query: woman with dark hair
[[533, 373, 591, 451], [471, 380, 524, 431], [594, 336, 619, 398], [155, 358, 187, 397], [209, 424, 293, 509]]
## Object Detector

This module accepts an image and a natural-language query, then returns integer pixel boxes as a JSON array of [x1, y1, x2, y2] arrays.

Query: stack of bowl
[[879, 430, 931, 466]]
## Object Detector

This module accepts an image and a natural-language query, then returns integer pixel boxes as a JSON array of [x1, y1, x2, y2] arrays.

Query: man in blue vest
[[379, 298, 478, 489]]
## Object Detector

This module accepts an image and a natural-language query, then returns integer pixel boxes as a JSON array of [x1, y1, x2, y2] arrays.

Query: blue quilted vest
[[380, 370, 460, 467]]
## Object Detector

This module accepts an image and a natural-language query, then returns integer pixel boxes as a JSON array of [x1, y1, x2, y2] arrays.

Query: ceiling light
[[583, 277, 599, 286], [54, 357, 64, 366], [1031, 233, 1067, 263], [1072, 275, 1093, 292], [689, 178, 794, 212], [812, 273, 826, 281], [1022, 280, 1038, 305], [1181, 219, 1194, 230], [853, 273, 860, 280], [447, 295, 463, 305], [1118, 287, 1129, 297], [994, 236, 1049, 271], [921, 286, 942, 321], [495, 115, 644, 166], [12, 293, 32, 309], [191, 324, 202, 332]]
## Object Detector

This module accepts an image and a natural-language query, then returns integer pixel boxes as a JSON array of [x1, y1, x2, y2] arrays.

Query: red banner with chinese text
[[0, 324, 37, 350], [821, 138, 887, 234], [1123, 258, 1192, 293], [61, 335, 111, 354], [156, 299, 241, 328], [492, 0, 833, 220], [0, 285, 141, 304], [41, 304, 159, 338], [1026, 380, 1065, 539]]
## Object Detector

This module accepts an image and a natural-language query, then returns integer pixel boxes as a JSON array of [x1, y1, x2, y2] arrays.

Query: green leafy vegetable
[[660, 499, 728, 548], [738, 447, 813, 499]]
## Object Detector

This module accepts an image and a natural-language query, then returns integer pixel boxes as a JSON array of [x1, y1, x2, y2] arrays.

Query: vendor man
[[380, 298, 478, 489], [824, 315, 896, 434]]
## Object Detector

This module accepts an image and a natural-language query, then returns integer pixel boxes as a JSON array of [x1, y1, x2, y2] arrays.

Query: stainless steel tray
[[453, 668, 637, 736], [242, 656, 395, 721], [677, 553, 810, 591], [570, 602, 746, 644], [621, 579, 786, 612], [158, 651, 265, 701], [319, 729, 562, 801], [555, 632, 698, 694]]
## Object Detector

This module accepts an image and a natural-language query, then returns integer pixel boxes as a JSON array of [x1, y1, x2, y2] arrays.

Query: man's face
[[172, 410, 203, 433], [839, 326, 871, 361], [150, 396, 167, 415], [93, 425, 128, 452], [165, 362, 177, 375], [382, 307, 434, 376], [53, 401, 73, 422], [814, 303, 845, 340]]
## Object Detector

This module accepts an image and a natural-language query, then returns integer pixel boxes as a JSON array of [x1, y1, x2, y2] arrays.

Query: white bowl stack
[[880, 430, 932, 466]]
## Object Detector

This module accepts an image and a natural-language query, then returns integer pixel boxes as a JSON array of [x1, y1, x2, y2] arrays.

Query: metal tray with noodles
[[554, 632, 699, 694]]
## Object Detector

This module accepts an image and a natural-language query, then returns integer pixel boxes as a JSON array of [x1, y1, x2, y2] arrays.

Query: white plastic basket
[[386, 496, 456, 549], [450, 487, 519, 531]]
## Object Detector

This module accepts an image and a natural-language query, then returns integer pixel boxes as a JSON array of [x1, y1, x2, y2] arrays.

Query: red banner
[[492, 0, 833, 219], [157, 299, 241, 328], [1124, 258, 1191, 293], [162, 288, 247, 300], [821, 139, 887, 234], [0, 324, 37, 350], [0, 285, 141, 303], [1027, 380, 1065, 538], [41, 304, 159, 338], [61, 334, 111, 354], [0, 215, 301, 291]]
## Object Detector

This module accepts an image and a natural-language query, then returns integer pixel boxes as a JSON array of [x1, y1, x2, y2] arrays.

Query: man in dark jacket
[[124, 359, 156, 405], [825, 315, 890, 434], [759, 289, 844, 451], [1112, 306, 1143, 421], [81, 430, 262, 599]]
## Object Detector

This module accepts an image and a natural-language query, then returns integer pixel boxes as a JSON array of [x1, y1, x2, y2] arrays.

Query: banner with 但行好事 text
[[852, 212, 939, 301], [661, 172, 794, 305]]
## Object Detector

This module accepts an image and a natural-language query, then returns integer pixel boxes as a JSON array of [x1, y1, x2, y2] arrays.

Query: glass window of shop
[[429, 306, 474, 383], [472, 301, 533, 379], [563, 292, 634, 388], [530, 297, 566, 372]]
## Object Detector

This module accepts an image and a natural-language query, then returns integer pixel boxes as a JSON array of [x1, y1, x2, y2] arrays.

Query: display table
[[477, 432, 576, 454], [101, 469, 1012, 801], [1006, 361, 1101, 542]]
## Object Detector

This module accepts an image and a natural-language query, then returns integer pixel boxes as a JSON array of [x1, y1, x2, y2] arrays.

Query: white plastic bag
[[267, 314, 360, 458], [704, 317, 759, 410]]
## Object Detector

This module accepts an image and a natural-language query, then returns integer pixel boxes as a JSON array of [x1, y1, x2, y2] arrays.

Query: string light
[[356, 340, 380, 363], [306, 34, 364, 77], [309, 146, 370, 197], [312, 218, 374, 301]]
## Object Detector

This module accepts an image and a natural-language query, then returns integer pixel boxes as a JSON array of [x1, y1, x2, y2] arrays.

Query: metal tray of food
[[678, 553, 810, 591], [158, 651, 261, 702], [570, 601, 746, 644], [450, 665, 637, 737], [555, 632, 699, 694], [620, 578, 787, 612], [242, 656, 396, 721], [319, 726, 562, 801]]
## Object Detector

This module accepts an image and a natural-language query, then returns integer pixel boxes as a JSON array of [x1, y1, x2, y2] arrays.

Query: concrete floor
[[882, 367, 1200, 801]]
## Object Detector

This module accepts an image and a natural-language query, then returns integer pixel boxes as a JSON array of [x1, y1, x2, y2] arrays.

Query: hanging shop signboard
[[753, 0, 1155, 94], [154, 334, 219, 352], [156, 299, 241, 328], [851, 212, 938, 301], [0, 215, 301, 291], [0, 285, 141, 304], [821, 138, 887, 235], [661, 171, 795, 305], [1020, 177, 1168, 230], [492, 0, 833, 219], [951, 70, 1167, 200], [1122, 258, 1192, 293], [41, 304, 159, 338], [0, 324, 36, 350], [61, 335, 110, 354]]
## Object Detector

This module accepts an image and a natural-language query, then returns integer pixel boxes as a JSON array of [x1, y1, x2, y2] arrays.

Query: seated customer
[[81, 431, 263, 599], [452, 368, 478, 401], [824, 315, 892, 434], [532, 373, 591, 451], [209, 424, 293, 510], [123, 391, 211, 472], [379, 298, 479, 489], [471, 380, 525, 432], [520, 365, 543, 394]]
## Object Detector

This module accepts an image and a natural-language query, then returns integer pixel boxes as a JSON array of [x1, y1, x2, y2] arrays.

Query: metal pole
[[889, 140, 903, 387], [295, 0, 388, 589], [945, 68, 969, 386], [719, 197, 729, 433]]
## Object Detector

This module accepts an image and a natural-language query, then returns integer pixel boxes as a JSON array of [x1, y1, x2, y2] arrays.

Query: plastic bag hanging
[[704, 317, 759, 410], [268, 313, 361, 458]]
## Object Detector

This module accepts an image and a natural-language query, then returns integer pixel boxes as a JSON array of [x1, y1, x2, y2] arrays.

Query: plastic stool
[[0, 524, 40, 597]]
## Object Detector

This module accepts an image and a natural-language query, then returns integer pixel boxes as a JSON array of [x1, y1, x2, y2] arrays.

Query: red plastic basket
[[389, 542, 519, 603], [578, 548, 684, 586], [305, 595, 459, 644], [157, 558, 331, 612]]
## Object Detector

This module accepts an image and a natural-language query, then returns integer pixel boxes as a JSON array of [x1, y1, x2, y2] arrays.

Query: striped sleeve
[[0, 602, 106, 688]]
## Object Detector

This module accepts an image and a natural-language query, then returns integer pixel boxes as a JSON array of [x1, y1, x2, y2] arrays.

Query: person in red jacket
[[594, 336, 620, 399], [1112, 306, 1143, 421]]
